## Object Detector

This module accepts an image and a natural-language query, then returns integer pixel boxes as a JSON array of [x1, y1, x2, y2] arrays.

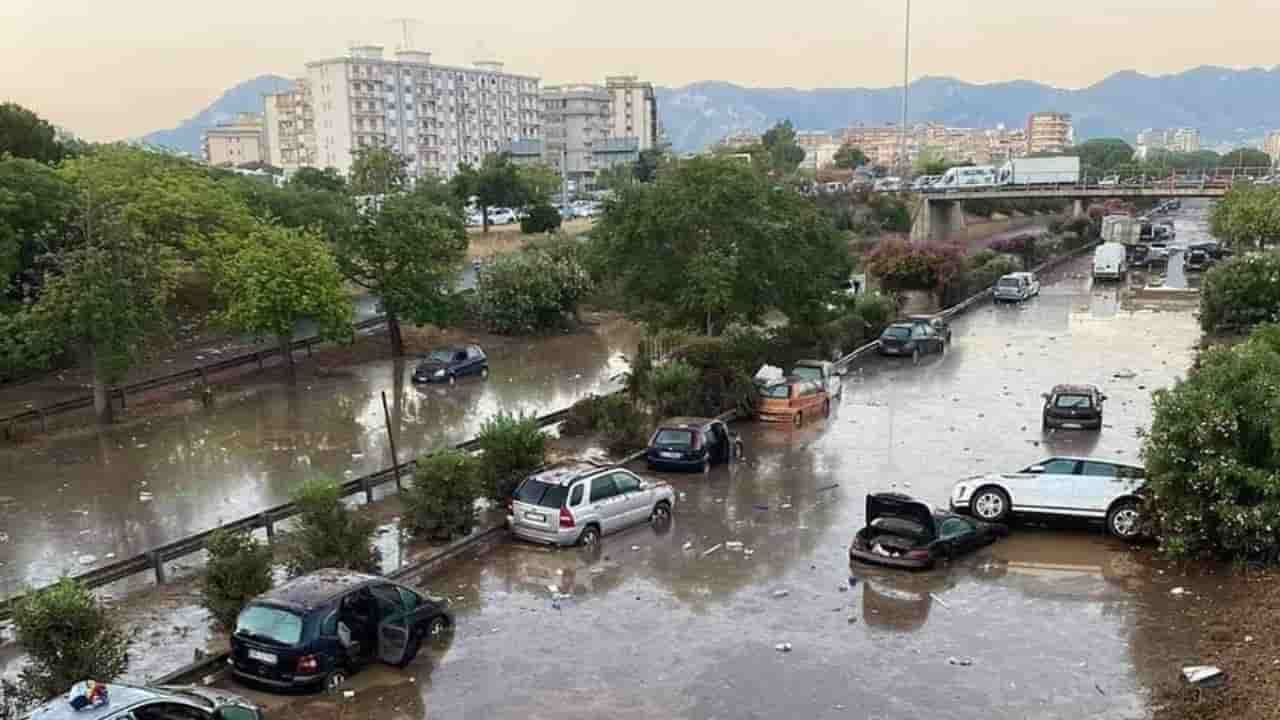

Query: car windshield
[[514, 479, 569, 509], [998, 277, 1022, 288], [654, 429, 695, 447], [759, 383, 791, 399], [1054, 393, 1093, 409], [426, 349, 454, 362], [883, 326, 911, 340], [236, 604, 303, 646], [790, 366, 822, 382]]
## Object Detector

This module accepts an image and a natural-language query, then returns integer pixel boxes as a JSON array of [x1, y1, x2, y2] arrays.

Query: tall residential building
[[203, 113, 265, 166], [605, 75, 658, 151], [263, 80, 315, 170], [1265, 130, 1280, 166], [1170, 128, 1201, 153], [265, 45, 540, 179], [1026, 112, 1073, 154], [842, 124, 916, 168], [541, 84, 612, 189], [1136, 128, 1200, 158]]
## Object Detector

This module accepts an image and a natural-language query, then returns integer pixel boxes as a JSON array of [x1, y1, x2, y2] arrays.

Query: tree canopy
[[1067, 138, 1135, 175], [833, 143, 869, 170], [1209, 185, 1280, 251], [1218, 148, 1272, 170], [761, 120, 807, 175], [350, 147, 409, 195], [288, 167, 348, 194], [0, 103, 65, 165]]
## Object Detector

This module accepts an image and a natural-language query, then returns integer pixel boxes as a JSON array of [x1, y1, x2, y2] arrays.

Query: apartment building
[[264, 45, 540, 179], [1026, 112, 1073, 154], [606, 75, 658, 151], [1265, 131, 1280, 166], [1137, 128, 1201, 159], [541, 84, 612, 188], [263, 81, 315, 169], [203, 113, 265, 167], [842, 124, 916, 168], [796, 131, 838, 171]]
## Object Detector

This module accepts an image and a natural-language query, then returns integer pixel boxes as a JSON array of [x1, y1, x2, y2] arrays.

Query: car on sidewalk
[[949, 457, 1147, 539], [412, 344, 488, 385], [753, 376, 831, 426], [508, 462, 674, 547], [789, 359, 844, 400], [645, 417, 742, 472], [877, 318, 949, 362], [29, 683, 263, 720], [229, 570, 453, 692], [993, 272, 1041, 303], [849, 493, 1007, 570], [1041, 383, 1106, 430]]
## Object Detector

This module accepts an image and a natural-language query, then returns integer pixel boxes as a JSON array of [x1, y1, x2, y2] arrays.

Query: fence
[[1, 315, 388, 437]]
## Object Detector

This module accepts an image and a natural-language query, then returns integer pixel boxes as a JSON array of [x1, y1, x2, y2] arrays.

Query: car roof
[[30, 684, 169, 720], [1050, 384, 1100, 394], [657, 417, 717, 429], [1033, 456, 1144, 470], [886, 322, 914, 329], [252, 569, 383, 612], [523, 461, 612, 487]]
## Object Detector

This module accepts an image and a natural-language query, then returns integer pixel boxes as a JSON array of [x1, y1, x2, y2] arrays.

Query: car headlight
[[434, 369, 446, 377]]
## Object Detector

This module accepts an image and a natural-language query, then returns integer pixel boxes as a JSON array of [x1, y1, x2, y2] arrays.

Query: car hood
[[866, 494, 936, 541]]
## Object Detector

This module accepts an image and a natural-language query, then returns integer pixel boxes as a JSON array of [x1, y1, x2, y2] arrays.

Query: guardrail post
[[264, 514, 276, 544], [256, 351, 264, 369], [362, 474, 373, 503], [37, 408, 47, 433], [117, 388, 127, 411], [306, 340, 313, 358], [151, 551, 167, 584]]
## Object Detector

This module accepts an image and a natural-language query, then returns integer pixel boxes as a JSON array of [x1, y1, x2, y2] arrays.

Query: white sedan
[[949, 456, 1146, 539]]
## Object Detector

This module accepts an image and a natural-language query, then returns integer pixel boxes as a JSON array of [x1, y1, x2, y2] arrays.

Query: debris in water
[[929, 593, 950, 609], [1182, 666, 1224, 687], [753, 504, 770, 511], [342, 690, 356, 699], [78, 555, 97, 565], [682, 541, 693, 551], [947, 657, 974, 667], [701, 544, 722, 557], [1113, 369, 1137, 379], [631, 545, 641, 551], [772, 590, 789, 599], [781, 503, 793, 509], [775, 643, 792, 653], [1170, 587, 1187, 596], [138, 492, 154, 502], [725, 541, 744, 551]]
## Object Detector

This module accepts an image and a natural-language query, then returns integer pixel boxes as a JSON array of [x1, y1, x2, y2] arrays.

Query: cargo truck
[[997, 157, 1081, 186]]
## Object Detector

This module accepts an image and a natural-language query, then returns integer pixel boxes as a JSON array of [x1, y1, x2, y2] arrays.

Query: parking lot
[[224, 254, 1203, 719]]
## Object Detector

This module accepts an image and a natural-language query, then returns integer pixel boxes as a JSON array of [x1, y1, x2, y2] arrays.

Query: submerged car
[[878, 318, 949, 361], [645, 417, 742, 472], [849, 493, 1007, 570], [412, 344, 488, 384], [28, 684, 263, 720], [1042, 384, 1105, 430], [229, 570, 452, 692], [753, 376, 830, 426]]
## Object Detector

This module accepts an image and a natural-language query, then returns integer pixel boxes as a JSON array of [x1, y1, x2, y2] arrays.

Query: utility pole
[[899, 0, 912, 178]]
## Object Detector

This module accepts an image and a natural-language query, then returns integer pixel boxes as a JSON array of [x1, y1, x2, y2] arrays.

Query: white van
[[1093, 242, 1128, 280], [937, 165, 997, 191]]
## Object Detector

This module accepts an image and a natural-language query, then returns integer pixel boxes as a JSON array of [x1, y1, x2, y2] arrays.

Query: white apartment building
[[605, 75, 658, 151], [265, 46, 541, 179], [1135, 128, 1201, 159], [542, 84, 612, 187], [263, 81, 315, 169], [203, 113, 265, 166]]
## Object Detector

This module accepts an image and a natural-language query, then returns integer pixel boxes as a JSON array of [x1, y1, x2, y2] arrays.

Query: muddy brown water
[[217, 244, 1212, 719]]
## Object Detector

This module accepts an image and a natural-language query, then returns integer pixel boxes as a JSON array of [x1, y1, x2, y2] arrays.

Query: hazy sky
[[4, 0, 1277, 140]]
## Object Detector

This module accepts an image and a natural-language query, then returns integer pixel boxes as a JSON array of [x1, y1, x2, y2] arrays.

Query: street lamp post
[[899, 0, 912, 178]]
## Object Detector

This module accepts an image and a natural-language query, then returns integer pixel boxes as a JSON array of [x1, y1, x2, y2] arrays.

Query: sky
[[4, 0, 1278, 141]]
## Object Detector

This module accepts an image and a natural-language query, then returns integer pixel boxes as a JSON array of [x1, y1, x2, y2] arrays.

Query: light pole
[[899, 0, 912, 178]]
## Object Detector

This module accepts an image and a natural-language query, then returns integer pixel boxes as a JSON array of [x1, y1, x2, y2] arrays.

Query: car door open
[[372, 583, 413, 667]]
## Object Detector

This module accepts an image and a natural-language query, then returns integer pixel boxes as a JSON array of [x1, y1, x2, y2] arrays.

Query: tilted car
[[412, 344, 488, 385], [645, 417, 742, 472], [849, 493, 1006, 570], [28, 684, 263, 720], [1042, 383, 1105, 430], [949, 457, 1146, 539], [508, 462, 674, 547], [229, 569, 452, 692]]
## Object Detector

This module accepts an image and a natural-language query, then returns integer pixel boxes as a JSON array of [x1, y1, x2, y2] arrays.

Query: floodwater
[[0, 318, 638, 595], [224, 243, 1210, 719]]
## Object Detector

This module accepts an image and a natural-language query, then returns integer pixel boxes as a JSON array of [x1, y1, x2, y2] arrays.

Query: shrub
[[403, 450, 481, 540], [646, 360, 704, 417], [202, 529, 273, 631], [477, 413, 547, 500], [864, 238, 965, 293], [472, 244, 592, 334], [12, 578, 129, 703], [284, 478, 379, 577], [868, 195, 911, 232], [594, 394, 651, 453], [1143, 324, 1280, 560], [520, 203, 562, 234], [1199, 252, 1280, 334]]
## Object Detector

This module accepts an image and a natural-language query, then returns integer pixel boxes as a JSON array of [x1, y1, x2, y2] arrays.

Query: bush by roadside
[[471, 238, 592, 334], [403, 450, 482, 540], [12, 578, 129, 704], [519, 203, 562, 234], [562, 393, 651, 454], [1199, 252, 1280, 334], [284, 478, 380, 577], [478, 413, 547, 500], [202, 529, 273, 631]]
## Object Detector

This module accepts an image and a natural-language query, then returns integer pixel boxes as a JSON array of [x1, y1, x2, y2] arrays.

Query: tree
[[336, 190, 467, 356], [284, 478, 379, 576], [594, 164, 634, 191], [477, 413, 547, 501], [1068, 138, 1134, 177], [863, 238, 966, 303], [516, 163, 560, 204], [1218, 148, 1272, 171], [403, 450, 482, 540], [0, 103, 64, 165], [288, 167, 348, 194], [350, 146, 408, 195], [592, 156, 851, 334], [1199, 251, 1280, 333], [0, 157, 75, 302], [761, 120, 806, 175], [201, 529, 273, 631], [634, 148, 664, 182], [913, 146, 946, 176], [467, 154, 526, 232], [218, 171, 353, 243], [833, 143, 870, 170], [213, 224, 352, 381], [1209, 185, 1280, 251], [471, 241, 592, 333], [12, 578, 129, 703]]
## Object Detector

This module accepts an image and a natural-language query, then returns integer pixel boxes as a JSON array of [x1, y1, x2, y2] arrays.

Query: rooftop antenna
[[390, 18, 419, 50]]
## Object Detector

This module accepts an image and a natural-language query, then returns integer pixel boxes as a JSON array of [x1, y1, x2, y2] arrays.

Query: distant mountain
[[140, 75, 293, 155], [656, 66, 1280, 152]]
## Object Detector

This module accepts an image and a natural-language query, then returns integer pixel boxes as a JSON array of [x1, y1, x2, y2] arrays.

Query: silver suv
[[508, 463, 675, 547]]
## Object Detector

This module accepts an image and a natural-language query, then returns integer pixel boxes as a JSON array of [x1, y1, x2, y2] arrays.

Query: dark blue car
[[229, 570, 452, 693], [645, 417, 741, 472], [412, 344, 488, 385]]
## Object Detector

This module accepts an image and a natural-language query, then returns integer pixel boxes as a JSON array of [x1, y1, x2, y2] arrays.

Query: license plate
[[247, 649, 277, 664], [660, 451, 682, 459], [524, 511, 546, 522], [1063, 423, 1082, 429]]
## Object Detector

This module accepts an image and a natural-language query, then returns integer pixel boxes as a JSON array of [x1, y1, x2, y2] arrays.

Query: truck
[[1092, 242, 1128, 280], [996, 157, 1081, 186], [1101, 215, 1140, 245]]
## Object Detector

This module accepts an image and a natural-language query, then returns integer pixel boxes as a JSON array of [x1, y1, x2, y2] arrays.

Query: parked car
[[877, 319, 948, 361], [1146, 242, 1170, 261], [508, 462, 674, 547], [229, 570, 452, 692], [753, 376, 830, 426], [412, 344, 488, 385], [1097, 175, 1119, 187], [1042, 383, 1105, 430], [28, 684, 263, 720], [949, 457, 1147, 539], [789, 359, 844, 400], [993, 272, 1041, 303], [645, 417, 742, 472], [1185, 248, 1211, 272], [487, 207, 517, 225], [849, 493, 1007, 570]]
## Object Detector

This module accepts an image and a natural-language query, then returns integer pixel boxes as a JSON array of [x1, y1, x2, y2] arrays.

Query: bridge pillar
[[1072, 199, 1085, 218], [912, 198, 966, 242]]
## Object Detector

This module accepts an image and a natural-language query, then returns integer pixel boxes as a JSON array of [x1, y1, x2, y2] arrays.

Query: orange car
[[753, 377, 830, 426]]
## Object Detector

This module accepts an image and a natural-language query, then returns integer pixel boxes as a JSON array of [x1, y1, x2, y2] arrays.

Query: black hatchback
[[412, 344, 488, 385], [229, 569, 452, 693], [1042, 384, 1106, 430], [645, 417, 742, 472]]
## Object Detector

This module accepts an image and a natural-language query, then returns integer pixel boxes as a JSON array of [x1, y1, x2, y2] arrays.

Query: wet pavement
[[0, 318, 638, 594], [219, 247, 1206, 719]]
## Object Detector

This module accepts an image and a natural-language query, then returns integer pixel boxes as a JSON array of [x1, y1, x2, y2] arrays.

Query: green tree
[[403, 449, 482, 540], [912, 146, 946, 176], [12, 578, 129, 703], [1218, 148, 1273, 171], [593, 156, 850, 334], [594, 164, 634, 191], [284, 478, 379, 576], [217, 171, 353, 243], [0, 103, 64, 165], [1209, 185, 1280, 251], [337, 190, 467, 356], [634, 148, 664, 182], [350, 146, 409, 195], [288, 166, 348, 194], [201, 529, 273, 631], [833, 143, 870, 170], [477, 413, 547, 501], [450, 155, 526, 232], [471, 241, 592, 333], [213, 224, 352, 381], [761, 120, 806, 175], [1068, 138, 1135, 177], [1199, 251, 1280, 333], [516, 163, 561, 204], [0, 157, 75, 301]]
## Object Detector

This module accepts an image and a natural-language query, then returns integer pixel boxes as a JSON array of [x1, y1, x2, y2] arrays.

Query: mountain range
[[143, 66, 1280, 157]]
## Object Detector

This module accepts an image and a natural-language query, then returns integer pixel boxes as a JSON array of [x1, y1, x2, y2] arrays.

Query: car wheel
[[578, 525, 601, 547], [481, 366, 489, 379], [1107, 501, 1142, 540], [324, 670, 347, 694], [970, 487, 1011, 523], [651, 502, 671, 524], [447, 373, 456, 386]]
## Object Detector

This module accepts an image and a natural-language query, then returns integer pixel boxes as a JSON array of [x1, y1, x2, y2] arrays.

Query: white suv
[[950, 457, 1145, 538], [509, 463, 674, 547]]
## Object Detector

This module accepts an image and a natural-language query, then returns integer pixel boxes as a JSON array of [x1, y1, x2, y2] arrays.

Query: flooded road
[[0, 319, 638, 594], [224, 248, 1205, 719]]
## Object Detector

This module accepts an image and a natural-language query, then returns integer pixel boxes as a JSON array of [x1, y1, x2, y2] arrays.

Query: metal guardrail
[[0, 315, 389, 436], [0, 405, 570, 621]]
